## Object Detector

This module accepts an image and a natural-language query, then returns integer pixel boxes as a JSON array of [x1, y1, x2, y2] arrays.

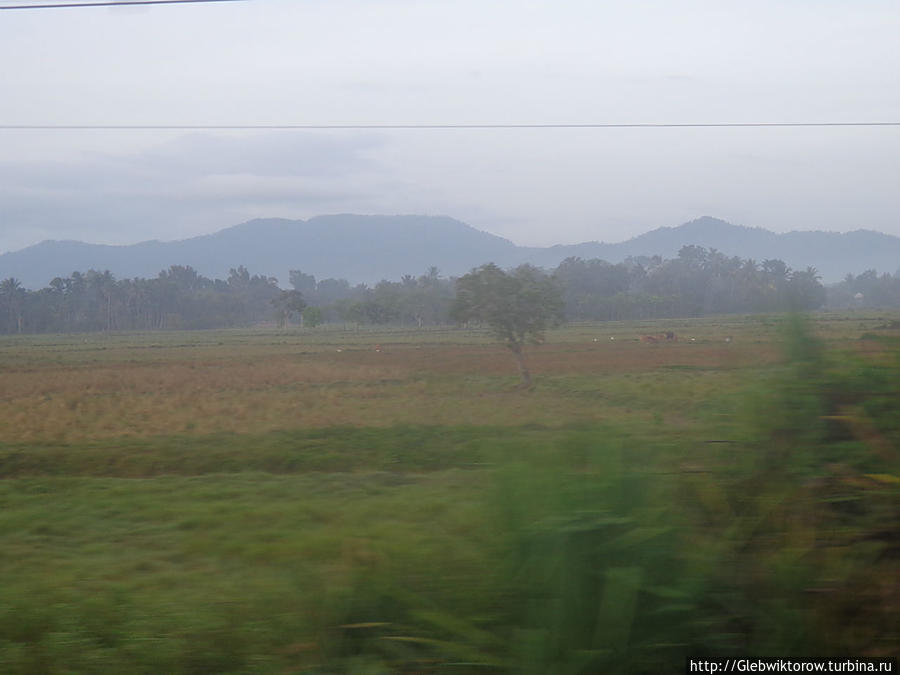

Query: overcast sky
[[1, 0, 898, 255]]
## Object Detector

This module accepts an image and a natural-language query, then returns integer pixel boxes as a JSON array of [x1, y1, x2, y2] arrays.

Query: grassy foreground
[[1, 313, 898, 673]]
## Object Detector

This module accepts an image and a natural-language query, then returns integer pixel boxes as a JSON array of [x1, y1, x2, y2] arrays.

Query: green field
[[1, 313, 898, 673]]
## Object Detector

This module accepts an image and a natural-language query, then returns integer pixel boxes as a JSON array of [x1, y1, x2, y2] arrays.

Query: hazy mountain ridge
[[2, 215, 898, 289], [523, 217, 900, 282]]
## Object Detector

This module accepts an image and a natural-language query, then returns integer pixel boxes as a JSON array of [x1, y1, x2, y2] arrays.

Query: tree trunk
[[509, 342, 532, 389]]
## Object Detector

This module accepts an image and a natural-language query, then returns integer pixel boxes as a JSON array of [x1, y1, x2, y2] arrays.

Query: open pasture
[[1, 312, 897, 672], [0, 312, 882, 444]]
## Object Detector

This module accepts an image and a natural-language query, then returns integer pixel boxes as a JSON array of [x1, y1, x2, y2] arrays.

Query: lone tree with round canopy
[[452, 263, 564, 388]]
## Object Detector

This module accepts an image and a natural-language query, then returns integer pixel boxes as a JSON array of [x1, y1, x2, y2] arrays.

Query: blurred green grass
[[1, 313, 897, 672]]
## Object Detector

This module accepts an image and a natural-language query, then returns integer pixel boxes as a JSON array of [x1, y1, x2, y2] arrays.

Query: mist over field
[[4, 214, 900, 290]]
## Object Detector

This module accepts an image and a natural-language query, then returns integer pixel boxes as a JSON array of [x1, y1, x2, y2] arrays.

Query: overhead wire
[[0, 0, 242, 10], [0, 122, 898, 130]]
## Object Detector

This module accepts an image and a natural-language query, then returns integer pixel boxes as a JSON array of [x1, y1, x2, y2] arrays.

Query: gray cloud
[[1, 1, 899, 254], [131, 132, 384, 178], [0, 132, 384, 251]]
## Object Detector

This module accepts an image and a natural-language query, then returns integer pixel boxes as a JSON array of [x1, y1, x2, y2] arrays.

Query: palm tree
[[0, 277, 26, 333]]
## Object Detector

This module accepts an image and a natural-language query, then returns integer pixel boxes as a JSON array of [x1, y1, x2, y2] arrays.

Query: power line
[[0, 122, 898, 130], [0, 0, 242, 10]]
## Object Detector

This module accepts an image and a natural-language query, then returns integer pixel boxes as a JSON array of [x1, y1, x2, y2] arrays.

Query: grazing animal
[[641, 333, 677, 343], [724, 336, 733, 343]]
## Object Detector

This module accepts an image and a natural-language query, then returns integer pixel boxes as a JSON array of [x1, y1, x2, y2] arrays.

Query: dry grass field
[[0, 311, 897, 672], [0, 314, 857, 442]]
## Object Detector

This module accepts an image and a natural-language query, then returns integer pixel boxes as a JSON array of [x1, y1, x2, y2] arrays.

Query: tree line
[[6, 244, 894, 335], [555, 245, 827, 320], [826, 269, 900, 309], [0, 266, 281, 335]]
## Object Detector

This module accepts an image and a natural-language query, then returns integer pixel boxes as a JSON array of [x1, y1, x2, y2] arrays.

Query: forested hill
[[3, 214, 900, 289], [0, 215, 522, 290], [524, 217, 900, 283]]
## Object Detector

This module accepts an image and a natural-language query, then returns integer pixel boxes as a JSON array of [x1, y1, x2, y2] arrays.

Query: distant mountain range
[[2, 214, 899, 289]]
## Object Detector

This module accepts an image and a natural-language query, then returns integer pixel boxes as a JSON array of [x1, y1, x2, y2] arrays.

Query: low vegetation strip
[[0, 425, 510, 478]]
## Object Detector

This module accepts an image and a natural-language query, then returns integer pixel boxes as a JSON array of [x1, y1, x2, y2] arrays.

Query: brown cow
[[641, 333, 678, 343]]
